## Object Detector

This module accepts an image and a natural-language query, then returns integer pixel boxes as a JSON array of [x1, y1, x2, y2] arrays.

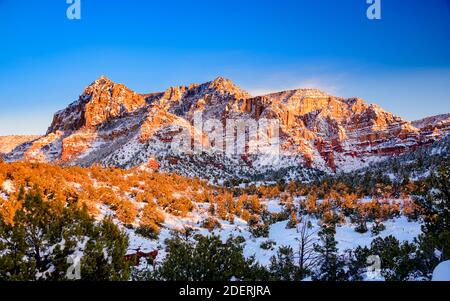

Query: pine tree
[[116, 199, 138, 225], [269, 246, 304, 280], [81, 216, 130, 281], [0, 188, 130, 281], [296, 217, 317, 274], [369, 236, 418, 281], [415, 165, 450, 278], [150, 234, 268, 281], [312, 223, 347, 281]]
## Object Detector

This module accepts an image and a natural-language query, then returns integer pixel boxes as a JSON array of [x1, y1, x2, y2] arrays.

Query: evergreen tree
[[269, 246, 305, 280], [80, 216, 130, 281], [346, 246, 371, 281], [369, 236, 419, 281], [312, 223, 347, 281], [149, 234, 268, 281], [415, 165, 450, 278], [0, 188, 130, 281]]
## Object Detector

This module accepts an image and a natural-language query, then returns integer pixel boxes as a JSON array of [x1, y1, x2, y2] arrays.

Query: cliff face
[[412, 114, 450, 140], [226, 89, 431, 171], [4, 76, 449, 176], [47, 76, 147, 134], [154, 76, 252, 121]]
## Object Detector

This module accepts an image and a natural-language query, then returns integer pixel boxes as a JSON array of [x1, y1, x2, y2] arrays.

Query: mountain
[[3, 76, 449, 180], [0, 136, 40, 155], [412, 113, 450, 136]]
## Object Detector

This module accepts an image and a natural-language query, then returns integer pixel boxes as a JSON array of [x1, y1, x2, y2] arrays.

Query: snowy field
[[119, 197, 423, 270]]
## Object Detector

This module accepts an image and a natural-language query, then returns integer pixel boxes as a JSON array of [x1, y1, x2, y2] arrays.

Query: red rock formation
[[47, 76, 146, 133], [5, 76, 449, 173], [147, 157, 160, 170], [61, 131, 96, 162]]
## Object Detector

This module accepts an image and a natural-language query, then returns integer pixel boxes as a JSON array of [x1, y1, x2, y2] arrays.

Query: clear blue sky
[[1, 0, 449, 135]]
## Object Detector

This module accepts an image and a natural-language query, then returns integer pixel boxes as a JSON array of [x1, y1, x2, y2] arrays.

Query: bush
[[355, 220, 368, 234], [158, 196, 193, 217], [148, 234, 269, 281], [371, 220, 386, 236], [0, 189, 130, 281], [201, 217, 222, 231], [116, 200, 138, 226], [260, 240, 276, 250], [140, 202, 164, 234], [250, 223, 270, 238]]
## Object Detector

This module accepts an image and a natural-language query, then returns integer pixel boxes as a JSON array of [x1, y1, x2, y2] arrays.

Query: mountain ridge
[[3, 76, 449, 180]]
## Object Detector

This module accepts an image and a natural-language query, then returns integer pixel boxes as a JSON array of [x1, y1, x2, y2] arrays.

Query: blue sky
[[0, 0, 449, 135]]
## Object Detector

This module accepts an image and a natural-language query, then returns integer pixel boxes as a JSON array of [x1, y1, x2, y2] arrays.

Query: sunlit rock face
[[47, 76, 147, 133], [3, 76, 449, 176]]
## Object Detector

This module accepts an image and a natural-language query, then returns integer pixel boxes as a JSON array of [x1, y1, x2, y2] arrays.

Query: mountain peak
[[210, 75, 230, 84], [47, 77, 146, 133], [89, 75, 114, 87], [204, 76, 251, 99], [8, 76, 450, 175]]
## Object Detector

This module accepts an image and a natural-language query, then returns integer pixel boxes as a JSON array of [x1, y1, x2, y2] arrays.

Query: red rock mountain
[[0, 136, 40, 155], [3, 76, 449, 177]]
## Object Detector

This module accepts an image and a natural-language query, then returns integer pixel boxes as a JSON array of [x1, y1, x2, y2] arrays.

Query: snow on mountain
[[0, 135, 40, 154], [412, 113, 450, 138], [3, 76, 449, 180]]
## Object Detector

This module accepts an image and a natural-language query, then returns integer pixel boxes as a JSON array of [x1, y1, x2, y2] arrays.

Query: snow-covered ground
[[120, 197, 423, 270]]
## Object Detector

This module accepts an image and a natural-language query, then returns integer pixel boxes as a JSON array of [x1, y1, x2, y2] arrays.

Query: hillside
[[2, 160, 446, 280], [0, 136, 40, 154], [3, 76, 449, 180]]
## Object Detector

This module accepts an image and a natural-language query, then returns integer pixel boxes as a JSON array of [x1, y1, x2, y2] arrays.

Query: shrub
[[136, 225, 160, 240], [260, 240, 276, 250], [250, 223, 270, 238], [371, 220, 386, 236], [201, 217, 222, 231], [116, 200, 138, 226], [149, 234, 269, 281]]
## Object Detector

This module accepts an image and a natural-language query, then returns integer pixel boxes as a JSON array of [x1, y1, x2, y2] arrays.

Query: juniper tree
[[149, 234, 268, 281], [415, 165, 450, 278], [0, 188, 130, 281], [312, 223, 347, 281], [269, 246, 304, 280]]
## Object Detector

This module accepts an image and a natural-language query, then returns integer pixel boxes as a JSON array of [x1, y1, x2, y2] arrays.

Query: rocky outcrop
[[47, 76, 146, 134], [61, 131, 97, 162], [412, 113, 450, 140], [226, 88, 434, 170], [157, 76, 252, 121], [3, 76, 449, 175]]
